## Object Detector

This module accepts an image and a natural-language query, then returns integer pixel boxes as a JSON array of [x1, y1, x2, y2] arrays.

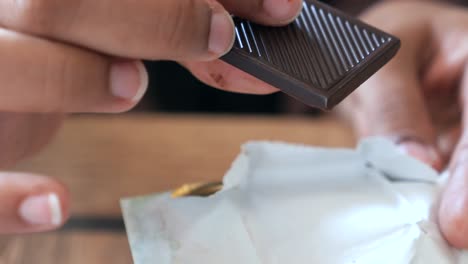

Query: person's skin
[[337, 1, 468, 249], [0, 0, 297, 234], [6, 0, 468, 252]]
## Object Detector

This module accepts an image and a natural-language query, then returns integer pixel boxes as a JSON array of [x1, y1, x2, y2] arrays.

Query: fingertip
[[105, 59, 149, 113], [397, 141, 443, 170], [263, 0, 303, 25], [208, 7, 235, 57], [52, 181, 70, 227], [109, 60, 148, 102], [439, 175, 468, 249], [0, 172, 69, 233], [132, 61, 149, 103], [439, 166, 468, 249], [18, 177, 70, 232], [439, 211, 468, 249], [19, 193, 64, 228]]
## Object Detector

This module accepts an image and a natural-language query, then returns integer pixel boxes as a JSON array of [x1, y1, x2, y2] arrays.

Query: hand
[[0, 0, 303, 234], [336, 1, 468, 248]]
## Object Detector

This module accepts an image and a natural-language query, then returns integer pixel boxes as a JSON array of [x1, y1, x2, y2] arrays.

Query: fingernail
[[110, 60, 148, 102], [208, 7, 235, 56], [263, 0, 302, 23], [19, 193, 62, 226], [398, 141, 442, 169]]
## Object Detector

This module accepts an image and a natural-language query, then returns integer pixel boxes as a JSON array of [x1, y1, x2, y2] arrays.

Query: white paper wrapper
[[121, 138, 468, 264]]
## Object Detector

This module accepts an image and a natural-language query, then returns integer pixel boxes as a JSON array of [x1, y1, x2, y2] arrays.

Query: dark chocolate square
[[221, 0, 400, 110]]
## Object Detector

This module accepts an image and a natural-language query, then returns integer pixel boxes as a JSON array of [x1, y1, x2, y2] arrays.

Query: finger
[[0, 28, 147, 113], [0, 172, 69, 234], [0, 0, 235, 61], [440, 147, 468, 250], [0, 113, 63, 168], [181, 60, 279, 94], [219, 0, 303, 25], [437, 125, 462, 165], [342, 56, 442, 170], [339, 9, 443, 169], [439, 63, 468, 249]]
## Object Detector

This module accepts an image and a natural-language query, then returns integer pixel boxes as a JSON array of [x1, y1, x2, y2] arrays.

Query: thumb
[[0, 172, 69, 233], [0, 0, 236, 61]]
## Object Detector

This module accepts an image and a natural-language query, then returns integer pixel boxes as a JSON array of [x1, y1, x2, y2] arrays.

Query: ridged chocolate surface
[[221, 0, 400, 110]]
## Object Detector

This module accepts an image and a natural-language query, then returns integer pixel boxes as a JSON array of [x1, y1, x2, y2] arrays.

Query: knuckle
[[153, 0, 210, 58], [167, 0, 192, 47]]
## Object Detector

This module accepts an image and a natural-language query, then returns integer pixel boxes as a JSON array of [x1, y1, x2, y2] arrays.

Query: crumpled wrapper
[[121, 138, 468, 264]]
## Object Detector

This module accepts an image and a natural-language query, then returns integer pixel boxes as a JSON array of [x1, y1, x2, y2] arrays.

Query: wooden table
[[0, 114, 354, 264]]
